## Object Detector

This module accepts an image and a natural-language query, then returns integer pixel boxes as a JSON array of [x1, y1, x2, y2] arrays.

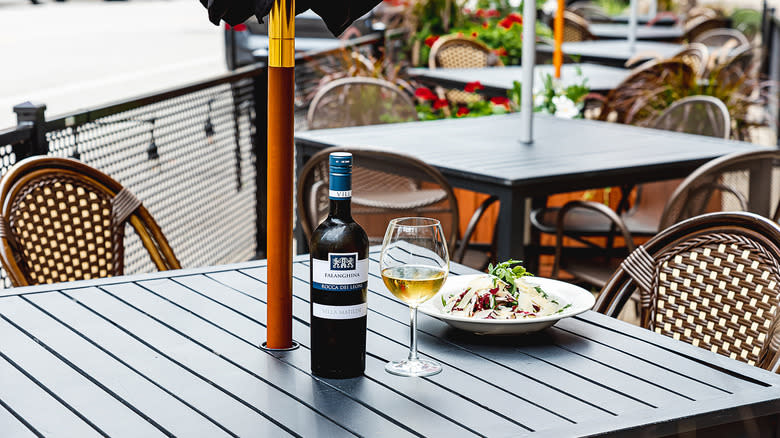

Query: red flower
[[433, 98, 449, 110], [424, 35, 439, 47], [475, 8, 485, 18], [464, 81, 484, 93], [464, 7, 471, 14], [507, 12, 523, 24], [486, 9, 500, 18], [456, 107, 470, 117], [471, 31, 478, 38], [490, 96, 511, 108], [499, 13, 523, 29], [481, 21, 489, 29], [493, 47, 508, 56], [414, 87, 436, 101]]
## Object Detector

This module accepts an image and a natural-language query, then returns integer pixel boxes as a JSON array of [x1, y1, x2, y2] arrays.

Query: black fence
[[0, 32, 395, 288]]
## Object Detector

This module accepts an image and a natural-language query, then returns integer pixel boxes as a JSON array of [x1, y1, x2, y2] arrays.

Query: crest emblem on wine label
[[330, 253, 357, 270]]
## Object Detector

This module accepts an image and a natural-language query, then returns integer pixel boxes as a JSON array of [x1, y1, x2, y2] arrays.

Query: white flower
[[542, 0, 559, 16], [534, 94, 546, 107], [552, 95, 578, 119]]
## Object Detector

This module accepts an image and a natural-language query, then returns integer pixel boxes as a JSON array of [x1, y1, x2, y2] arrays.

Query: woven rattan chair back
[[693, 28, 750, 49], [598, 60, 695, 124], [683, 16, 729, 42], [297, 147, 460, 254], [660, 150, 780, 231], [596, 212, 780, 372], [671, 43, 710, 77], [428, 35, 503, 69], [307, 77, 418, 130], [712, 45, 762, 92], [650, 95, 730, 139], [566, 2, 611, 22], [0, 157, 180, 286], [563, 11, 596, 42]]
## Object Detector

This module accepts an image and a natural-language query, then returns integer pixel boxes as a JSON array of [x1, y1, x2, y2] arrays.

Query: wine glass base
[[385, 358, 442, 377]]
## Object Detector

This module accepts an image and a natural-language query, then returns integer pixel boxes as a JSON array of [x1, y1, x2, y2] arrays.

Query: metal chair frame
[[595, 212, 780, 372], [0, 157, 180, 286]]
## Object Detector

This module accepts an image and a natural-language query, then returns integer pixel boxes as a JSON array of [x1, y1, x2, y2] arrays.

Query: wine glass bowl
[[380, 217, 449, 377]]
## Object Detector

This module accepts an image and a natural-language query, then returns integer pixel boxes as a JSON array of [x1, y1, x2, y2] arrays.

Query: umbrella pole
[[553, 0, 564, 79], [628, 0, 638, 53], [520, 0, 537, 144], [266, 0, 295, 350]]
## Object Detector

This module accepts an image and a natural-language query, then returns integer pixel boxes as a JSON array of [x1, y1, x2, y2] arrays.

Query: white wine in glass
[[380, 217, 449, 377]]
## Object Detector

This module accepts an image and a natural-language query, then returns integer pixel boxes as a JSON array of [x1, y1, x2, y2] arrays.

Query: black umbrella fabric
[[200, 0, 382, 36]]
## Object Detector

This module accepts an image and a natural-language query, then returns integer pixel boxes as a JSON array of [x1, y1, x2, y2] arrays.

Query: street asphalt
[[0, 0, 227, 129]]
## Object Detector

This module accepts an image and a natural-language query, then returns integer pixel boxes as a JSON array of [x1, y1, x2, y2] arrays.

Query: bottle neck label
[[329, 172, 351, 200]]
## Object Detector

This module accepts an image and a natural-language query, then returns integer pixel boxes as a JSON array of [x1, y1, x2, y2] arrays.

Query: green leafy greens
[[487, 259, 532, 294]]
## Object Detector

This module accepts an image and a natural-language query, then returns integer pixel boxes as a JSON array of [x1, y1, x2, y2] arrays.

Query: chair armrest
[[552, 200, 636, 278], [454, 195, 499, 264]]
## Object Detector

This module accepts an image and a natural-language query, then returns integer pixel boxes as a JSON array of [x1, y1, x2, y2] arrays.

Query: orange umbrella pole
[[553, 0, 564, 78], [265, 0, 296, 350]]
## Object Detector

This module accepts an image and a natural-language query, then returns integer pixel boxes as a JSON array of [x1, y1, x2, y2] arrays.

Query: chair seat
[[561, 256, 624, 288], [530, 206, 659, 237], [353, 189, 447, 210]]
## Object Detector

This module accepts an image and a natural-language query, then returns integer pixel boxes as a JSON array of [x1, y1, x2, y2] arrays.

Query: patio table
[[537, 41, 683, 67], [1, 251, 779, 437], [407, 63, 630, 95], [589, 23, 685, 41], [295, 113, 763, 262]]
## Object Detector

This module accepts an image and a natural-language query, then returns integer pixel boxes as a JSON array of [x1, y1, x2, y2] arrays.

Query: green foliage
[[508, 67, 590, 118], [487, 259, 532, 294], [593, 0, 628, 16]]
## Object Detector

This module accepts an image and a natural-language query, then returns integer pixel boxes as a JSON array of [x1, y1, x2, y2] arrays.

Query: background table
[[1, 252, 779, 437], [407, 64, 630, 95], [589, 23, 685, 41], [537, 41, 683, 67], [295, 113, 763, 262]]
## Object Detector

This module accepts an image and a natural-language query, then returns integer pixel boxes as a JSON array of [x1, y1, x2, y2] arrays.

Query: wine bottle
[[310, 152, 369, 378]]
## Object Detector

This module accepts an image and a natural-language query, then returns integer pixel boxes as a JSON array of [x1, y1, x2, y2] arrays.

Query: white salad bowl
[[418, 274, 596, 335]]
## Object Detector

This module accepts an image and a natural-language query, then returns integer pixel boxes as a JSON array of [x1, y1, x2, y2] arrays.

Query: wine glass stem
[[408, 305, 419, 361]]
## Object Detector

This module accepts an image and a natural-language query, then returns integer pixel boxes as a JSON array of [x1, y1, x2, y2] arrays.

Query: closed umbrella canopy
[[200, 0, 382, 36]]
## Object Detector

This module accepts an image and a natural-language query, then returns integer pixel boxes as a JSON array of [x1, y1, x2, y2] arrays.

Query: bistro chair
[[428, 35, 503, 106], [298, 146, 493, 268], [307, 77, 417, 129], [682, 16, 729, 42], [563, 11, 596, 42], [671, 43, 710, 77], [711, 45, 762, 91], [592, 59, 696, 124], [0, 157, 180, 287], [550, 148, 780, 290], [539, 97, 731, 288], [595, 211, 780, 372], [693, 28, 750, 50], [566, 2, 611, 22], [428, 35, 503, 69]]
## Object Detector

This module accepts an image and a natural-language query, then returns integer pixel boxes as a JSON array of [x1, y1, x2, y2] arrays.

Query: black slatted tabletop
[[295, 113, 765, 261], [1, 251, 779, 437], [589, 24, 685, 41], [407, 64, 630, 95], [537, 41, 683, 67]]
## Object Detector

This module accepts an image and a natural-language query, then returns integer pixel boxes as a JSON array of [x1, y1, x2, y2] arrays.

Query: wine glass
[[380, 217, 449, 377]]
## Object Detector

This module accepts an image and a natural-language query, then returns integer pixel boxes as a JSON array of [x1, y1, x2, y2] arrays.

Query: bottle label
[[312, 303, 367, 319], [312, 252, 368, 292]]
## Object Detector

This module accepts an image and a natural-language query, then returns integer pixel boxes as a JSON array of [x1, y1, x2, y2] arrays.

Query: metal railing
[[0, 31, 399, 287]]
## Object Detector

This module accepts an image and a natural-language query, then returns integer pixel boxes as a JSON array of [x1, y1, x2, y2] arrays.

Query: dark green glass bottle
[[309, 152, 369, 378]]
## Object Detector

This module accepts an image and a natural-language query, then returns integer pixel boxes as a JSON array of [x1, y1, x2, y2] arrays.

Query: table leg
[[496, 190, 526, 262], [749, 159, 772, 218]]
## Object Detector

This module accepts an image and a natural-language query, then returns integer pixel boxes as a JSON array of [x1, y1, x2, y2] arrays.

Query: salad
[[441, 260, 571, 319]]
